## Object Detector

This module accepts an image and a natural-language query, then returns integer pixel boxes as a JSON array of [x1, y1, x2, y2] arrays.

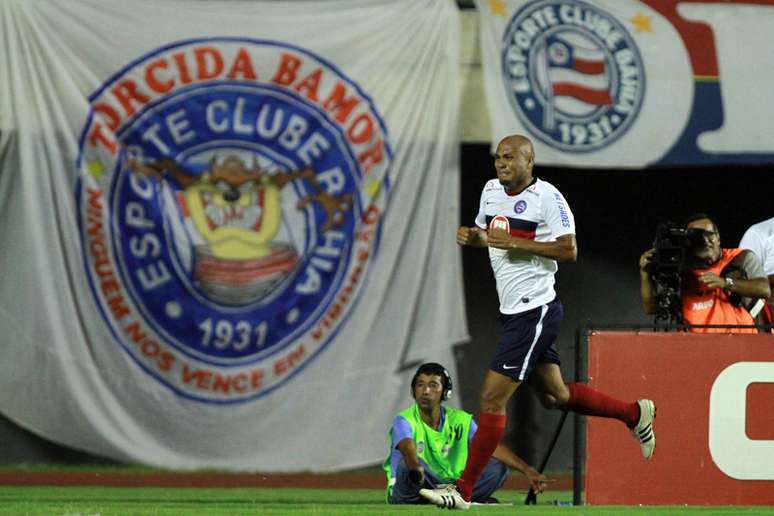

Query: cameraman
[[639, 213, 770, 332]]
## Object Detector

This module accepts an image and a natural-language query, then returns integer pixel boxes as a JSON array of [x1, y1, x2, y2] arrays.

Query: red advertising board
[[586, 331, 774, 505]]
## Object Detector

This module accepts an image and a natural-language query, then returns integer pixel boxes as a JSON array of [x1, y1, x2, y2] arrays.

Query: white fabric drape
[[0, 0, 466, 472]]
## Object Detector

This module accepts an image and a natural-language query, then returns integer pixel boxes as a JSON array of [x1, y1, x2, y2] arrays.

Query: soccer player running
[[420, 135, 656, 510]]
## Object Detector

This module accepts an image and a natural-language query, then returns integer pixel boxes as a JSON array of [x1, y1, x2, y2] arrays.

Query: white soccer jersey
[[740, 217, 774, 276], [474, 177, 575, 315]]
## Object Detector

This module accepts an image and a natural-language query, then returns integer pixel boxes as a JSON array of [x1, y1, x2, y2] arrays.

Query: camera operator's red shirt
[[682, 248, 756, 333]]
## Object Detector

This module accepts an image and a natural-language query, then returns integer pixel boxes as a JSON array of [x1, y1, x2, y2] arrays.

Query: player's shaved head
[[499, 134, 534, 158]]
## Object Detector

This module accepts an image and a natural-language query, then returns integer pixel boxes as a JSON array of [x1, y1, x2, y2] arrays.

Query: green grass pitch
[[0, 487, 773, 515]]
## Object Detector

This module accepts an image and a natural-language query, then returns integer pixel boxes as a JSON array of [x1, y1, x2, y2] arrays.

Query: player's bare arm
[[457, 226, 488, 247], [491, 443, 550, 494], [486, 232, 577, 262], [698, 272, 770, 298], [396, 437, 425, 484], [698, 251, 770, 298]]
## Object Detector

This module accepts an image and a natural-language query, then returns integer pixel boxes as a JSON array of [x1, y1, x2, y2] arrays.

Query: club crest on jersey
[[76, 38, 392, 403], [489, 214, 511, 233], [514, 200, 527, 214], [501, 0, 645, 152]]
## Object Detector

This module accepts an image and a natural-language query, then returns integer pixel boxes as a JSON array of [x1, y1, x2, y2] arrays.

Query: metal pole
[[572, 321, 590, 506], [524, 410, 568, 504]]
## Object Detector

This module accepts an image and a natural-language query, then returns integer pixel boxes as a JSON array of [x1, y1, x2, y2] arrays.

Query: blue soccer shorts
[[489, 297, 563, 381]]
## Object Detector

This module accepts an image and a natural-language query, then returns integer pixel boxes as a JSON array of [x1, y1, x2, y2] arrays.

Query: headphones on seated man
[[411, 362, 453, 401]]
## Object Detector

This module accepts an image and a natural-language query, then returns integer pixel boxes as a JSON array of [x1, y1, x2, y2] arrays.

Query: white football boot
[[631, 399, 656, 459], [419, 484, 470, 510]]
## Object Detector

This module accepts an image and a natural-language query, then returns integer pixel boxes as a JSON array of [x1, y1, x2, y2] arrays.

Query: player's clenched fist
[[456, 226, 473, 246], [457, 226, 484, 246]]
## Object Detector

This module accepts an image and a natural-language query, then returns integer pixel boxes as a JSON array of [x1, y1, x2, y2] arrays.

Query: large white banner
[[0, 0, 465, 471], [477, 0, 774, 167]]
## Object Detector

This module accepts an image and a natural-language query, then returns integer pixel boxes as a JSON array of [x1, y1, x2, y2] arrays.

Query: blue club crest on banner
[[76, 39, 392, 403], [500, 0, 646, 152]]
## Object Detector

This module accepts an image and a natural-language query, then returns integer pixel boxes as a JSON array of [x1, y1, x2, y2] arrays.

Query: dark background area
[[1, 143, 771, 472]]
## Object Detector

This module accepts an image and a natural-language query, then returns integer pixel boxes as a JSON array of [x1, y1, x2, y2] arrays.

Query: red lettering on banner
[[88, 46, 387, 162], [87, 123, 117, 155], [145, 58, 174, 94], [362, 205, 381, 225], [157, 352, 174, 373], [231, 374, 248, 393], [269, 60, 385, 150], [106, 295, 130, 321], [294, 68, 322, 102], [274, 345, 306, 377], [122, 321, 175, 374], [327, 302, 342, 324], [86, 188, 130, 320], [93, 103, 121, 131], [90, 240, 109, 274], [356, 207, 380, 242], [181, 363, 197, 384], [212, 372, 235, 393], [358, 139, 384, 174], [194, 47, 224, 81], [182, 363, 265, 394], [227, 48, 257, 81], [124, 321, 147, 344], [272, 53, 303, 86], [172, 52, 193, 85], [196, 370, 213, 389], [89, 46, 254, 147], [111, 79, 151, 118], [347, 113, 374, 144], [141, 338, 160, 359], [87, 104, 121, 154], [100, 278, 120, 296], [268, 52, 386, 151], [87, 189, 106, 239], [322, 82, 360, 123]]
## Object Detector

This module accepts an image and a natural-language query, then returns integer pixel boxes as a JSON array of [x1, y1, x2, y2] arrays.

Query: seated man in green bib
[[384, 362, 547, 504]]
